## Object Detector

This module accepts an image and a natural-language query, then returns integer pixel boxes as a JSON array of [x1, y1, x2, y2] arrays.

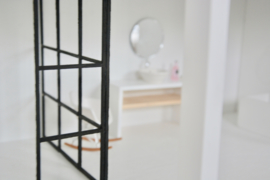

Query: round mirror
[[130, 18, 164, 60]]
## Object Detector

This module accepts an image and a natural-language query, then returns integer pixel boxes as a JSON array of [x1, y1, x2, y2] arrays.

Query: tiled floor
[[1, 113, 270, 180]]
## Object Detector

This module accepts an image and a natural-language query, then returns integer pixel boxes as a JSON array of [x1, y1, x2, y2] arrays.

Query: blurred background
[[1, 0, 270, 180]]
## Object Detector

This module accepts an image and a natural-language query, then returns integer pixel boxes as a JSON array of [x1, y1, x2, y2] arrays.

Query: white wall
[[0, 0, 35, 142], [238, 0, 270, 100], [223, 0, 270, 113], [0, 0, 184, 142], [110, 0, 184, 81], [223, 0, 246, 113]]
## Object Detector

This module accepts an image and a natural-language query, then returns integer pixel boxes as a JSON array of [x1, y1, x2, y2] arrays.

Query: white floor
[[219, 113, 270, 180], [1, 113, 270, 180]]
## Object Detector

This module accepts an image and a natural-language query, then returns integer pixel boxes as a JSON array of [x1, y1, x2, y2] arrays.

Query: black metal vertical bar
[[56, 0, 61, 150], [78, 0, 83, 167], [39, 0, 46, 138], [33, 0, 41, 179], [100, 0, 111, 179]]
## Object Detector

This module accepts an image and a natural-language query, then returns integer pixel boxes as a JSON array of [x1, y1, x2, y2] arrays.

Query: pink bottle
[[171, 60, 179, 81]]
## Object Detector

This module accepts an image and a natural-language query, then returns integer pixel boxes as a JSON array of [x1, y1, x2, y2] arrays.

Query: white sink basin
[[138, 68, 169, 83]]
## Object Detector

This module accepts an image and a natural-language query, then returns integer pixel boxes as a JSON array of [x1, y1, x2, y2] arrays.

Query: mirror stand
[[141, 58, 151, 69]]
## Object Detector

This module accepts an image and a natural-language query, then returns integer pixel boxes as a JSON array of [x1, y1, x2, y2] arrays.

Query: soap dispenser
[[171, 60, 179, 81]]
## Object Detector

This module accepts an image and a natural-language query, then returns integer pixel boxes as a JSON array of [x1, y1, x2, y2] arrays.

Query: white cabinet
[[109, 80, 182, 138]]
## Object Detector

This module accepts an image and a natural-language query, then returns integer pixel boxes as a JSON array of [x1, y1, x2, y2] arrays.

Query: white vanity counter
[[111, 79, 182, 91], [109, 79, 182, 138]]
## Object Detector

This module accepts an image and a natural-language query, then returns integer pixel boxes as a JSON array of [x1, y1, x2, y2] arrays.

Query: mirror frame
[[129, 18, 164, 60]]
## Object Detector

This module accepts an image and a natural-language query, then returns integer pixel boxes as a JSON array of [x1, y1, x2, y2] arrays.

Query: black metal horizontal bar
[[39, 63, 101, 70], [43, 92, 101, 128], [41, 128, 101, 142], [81, 114, 101, 127], [48, 141, 96, 180], [43, 45, 101, 64]]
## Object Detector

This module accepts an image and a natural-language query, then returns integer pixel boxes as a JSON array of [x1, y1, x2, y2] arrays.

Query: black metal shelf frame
[[33, 0, 111, 179]]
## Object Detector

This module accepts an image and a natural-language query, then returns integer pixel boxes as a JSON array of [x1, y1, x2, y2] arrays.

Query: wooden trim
[[122, 94, 181, 109], [64, 142, 112, 152], [82, 136, 122, 142]]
